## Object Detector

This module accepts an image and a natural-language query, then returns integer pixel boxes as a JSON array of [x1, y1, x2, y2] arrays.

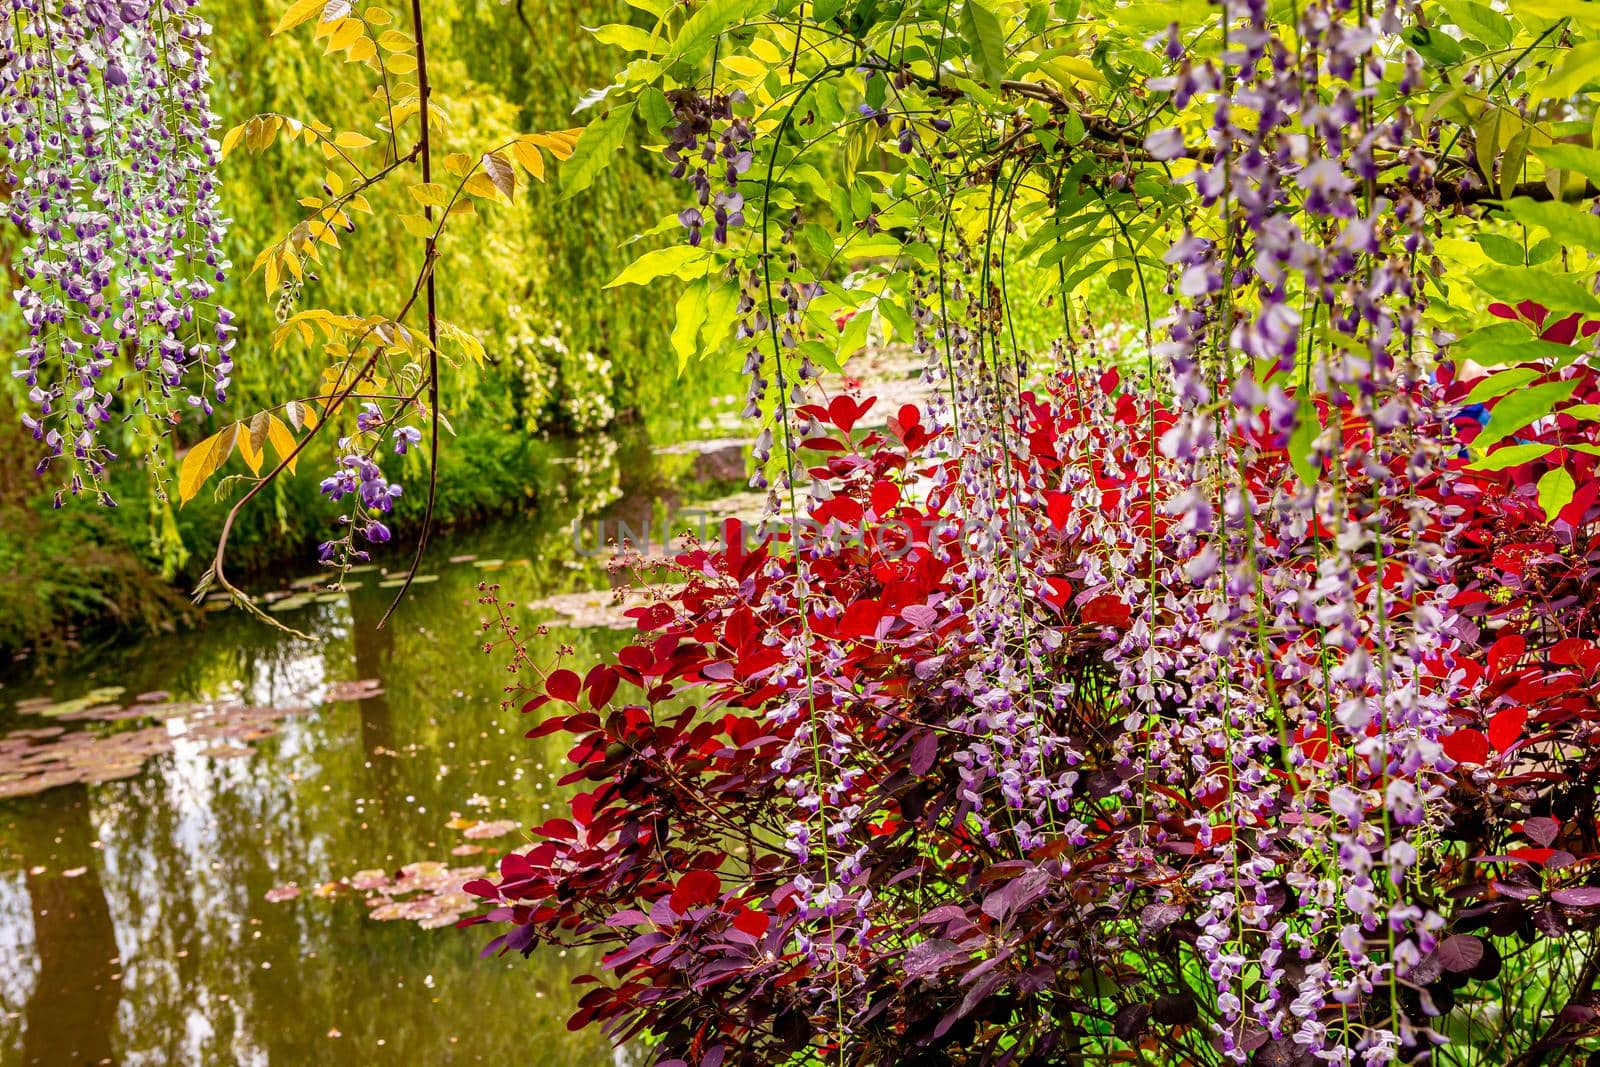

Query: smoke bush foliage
[[466, 0, 1600, 1062]]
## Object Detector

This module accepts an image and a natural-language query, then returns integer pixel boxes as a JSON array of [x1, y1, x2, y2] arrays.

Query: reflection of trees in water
[[17, 784, 121, 1065], [0, 426, 711, 1066], [347, 585, 399, 808]]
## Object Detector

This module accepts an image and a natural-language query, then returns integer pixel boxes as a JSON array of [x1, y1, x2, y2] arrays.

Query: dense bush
[[451, 0, 1600, 1058]]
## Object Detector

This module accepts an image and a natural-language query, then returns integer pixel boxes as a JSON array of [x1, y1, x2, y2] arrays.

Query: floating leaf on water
[[323, 679, 384, 702], [198, 745, 254, 759], [265, 884, 301, 903], [134, 691, 172, 703], [461, 819, 520, 840], [450, 844, 483, 856], [62, 867, 87, 878], [377, 574, 439, 588], [22, 686, 128, 719], [349, 869, 388, 890], [268, 595, 314, 613], [448, 554, 478, 563], [472, 559, 505, 569]]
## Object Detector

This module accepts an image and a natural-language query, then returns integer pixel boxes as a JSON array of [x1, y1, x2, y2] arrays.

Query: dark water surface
[[0, 426, 751, 1066]]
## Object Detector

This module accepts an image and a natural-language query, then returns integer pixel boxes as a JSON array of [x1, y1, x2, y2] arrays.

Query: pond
[[0, 421, 759, 1066]]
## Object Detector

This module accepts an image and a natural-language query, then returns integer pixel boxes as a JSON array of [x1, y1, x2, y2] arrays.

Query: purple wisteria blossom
[[1, 0, 233, 505]]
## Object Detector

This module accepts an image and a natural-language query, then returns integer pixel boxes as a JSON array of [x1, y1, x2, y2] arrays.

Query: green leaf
[[1474, 377, 1580, 449], [560, 103, 635, 201], [799, 339, 844, 375], [586, 23, 661, 52], [671, 0, 764, 64], [1468, 442, 1555, 470], [671, 278, 710, 370], [838, 307, 872, 361], [638, 87, 673, 134], [1533, 143, 1600, 187], [1475, 232, 1526, 265], [958, 0, 1008, 87], [1534, 41, 1600, 102], [1500, 197, 1600, 252], [1539, 465, 1576, 522], [699, 278, 742, 358], [1287, 395, 1321, 489], [878, 295, 914, 342], [1464, 367, 1542, 405], [604, 245, 708, 288], [1472, 265, 1600, 316]]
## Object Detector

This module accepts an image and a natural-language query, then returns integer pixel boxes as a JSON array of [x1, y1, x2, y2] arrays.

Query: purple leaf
[[1436, 934, 1484, 973], [1552, 886, 1600, 907]]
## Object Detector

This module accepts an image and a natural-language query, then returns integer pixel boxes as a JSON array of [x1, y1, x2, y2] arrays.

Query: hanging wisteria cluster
[[0, 0, 233, 504], [170, 0, 1594, 1058]]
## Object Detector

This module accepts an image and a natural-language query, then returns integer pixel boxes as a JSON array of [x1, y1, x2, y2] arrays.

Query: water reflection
[[0, 424, 749, 1066], [20, 785, 120, 1066]]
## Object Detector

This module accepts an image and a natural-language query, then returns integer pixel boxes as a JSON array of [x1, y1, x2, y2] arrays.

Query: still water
[[0, 427, 752, 1066]]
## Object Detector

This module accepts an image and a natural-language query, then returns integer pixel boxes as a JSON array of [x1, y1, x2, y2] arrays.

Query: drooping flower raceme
[[0, 0, 234, 505]]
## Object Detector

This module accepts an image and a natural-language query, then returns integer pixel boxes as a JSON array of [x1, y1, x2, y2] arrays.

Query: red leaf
[[1081, 594, 1131, 628], [1487, 707, 1528, 754], [1487, 634, 1526, 677], [1044, 491, 1071, 531], [870, 480, 900, 516], [670, 870, 722, 915], [546, 669, 582, 703], [586, 665, 620, 709], [828, 395, 875, 433], [1443, 729, 1491, 766], [1042, 577, 1072, 610], [731, 906, 770, 937]]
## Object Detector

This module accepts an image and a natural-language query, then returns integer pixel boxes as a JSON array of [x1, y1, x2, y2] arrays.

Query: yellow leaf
[[378, 29, 412, 50], [719, 55, 766, 78], [443, 152, 474, 177], [266, 414, 300, 474], [384, 50, 418, 73], [236, 414, 267, 475], [400, 213, 435, 237], [524, 132, 576, 160], [409, 182, 450, 207], [364, 5, 393, 23], [179, 424, 238, 505], [348, 36, 376, 62], [333, 130, 376, 149], [327, 17, 363, 50], [512, 141, 545, 180], [273, 0, 325, 34], [463, 173, 502, 199], [220, 124, 245, 158], [298, 196, 325, 208]]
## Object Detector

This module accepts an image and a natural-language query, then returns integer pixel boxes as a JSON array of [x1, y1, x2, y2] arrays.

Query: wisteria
[[470, 0, 1600, 1061], [663, 90, 751, 247], [1, 0, 233, 504]]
